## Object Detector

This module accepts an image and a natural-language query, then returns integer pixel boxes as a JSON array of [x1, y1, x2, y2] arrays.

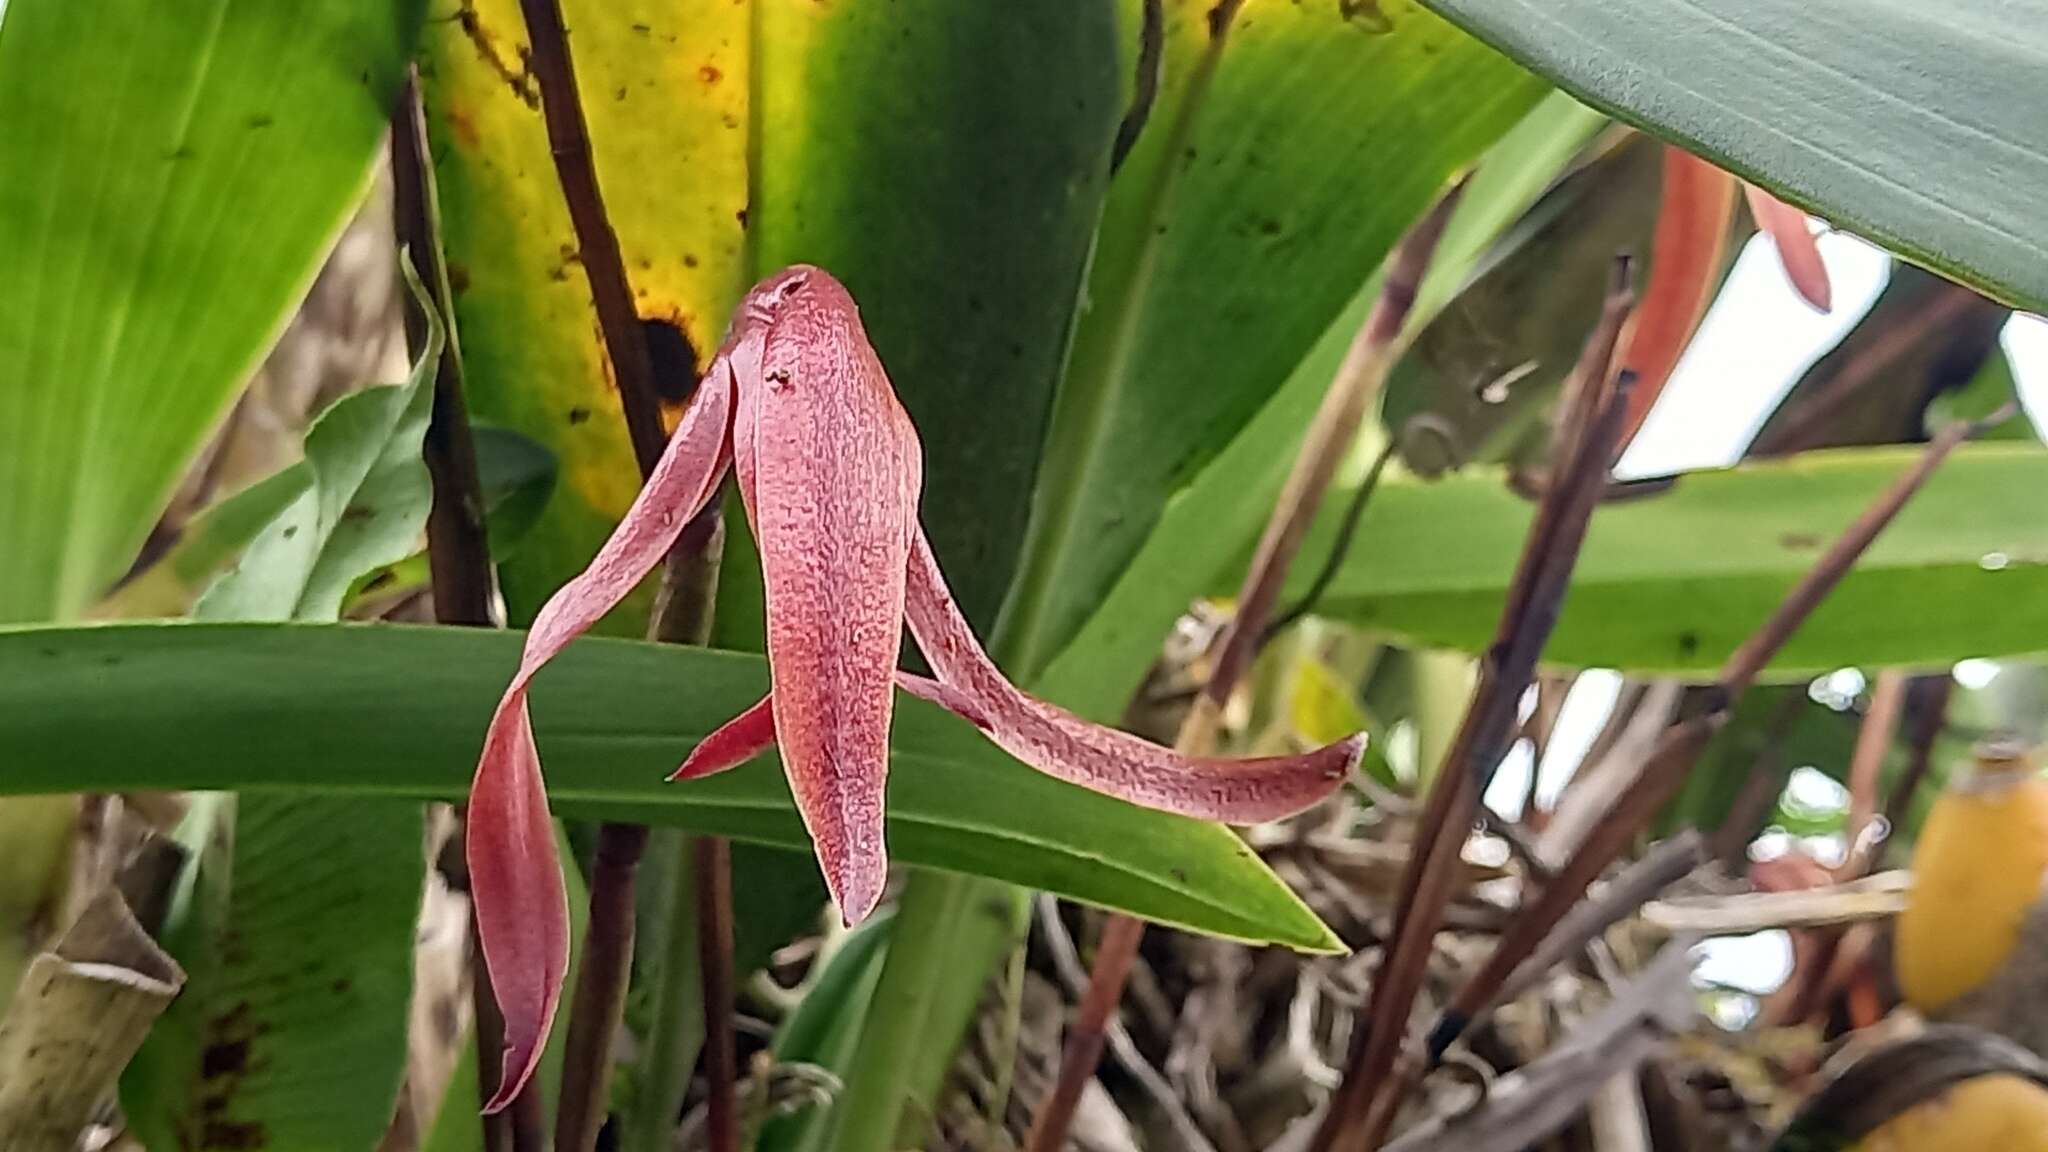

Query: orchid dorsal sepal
[[464, 265, 1361, 1111]]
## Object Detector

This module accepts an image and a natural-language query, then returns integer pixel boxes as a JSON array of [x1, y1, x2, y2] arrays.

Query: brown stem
[[555, 824, 650, 1152], [515, 0, 668, 475], [1842, 669, 1907, 871], [1024, 914, 1147, 1152], [1025, 183, 1471, 1152], [695, 834, 737, 1152], [1204, 181, 1465, 701], [555, 516, 727, 1152], [393, 68, 543, 1151], [1879, 675, 1953, 866], [1430, 406, 2002, 1061], [1719, 407, 2007, 698], [1312, 261, 1637, 1152], [513, 0, 730, 1144]]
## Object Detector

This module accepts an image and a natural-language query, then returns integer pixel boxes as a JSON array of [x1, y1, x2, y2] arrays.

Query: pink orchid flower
[[466, 265, 1363, 1108]]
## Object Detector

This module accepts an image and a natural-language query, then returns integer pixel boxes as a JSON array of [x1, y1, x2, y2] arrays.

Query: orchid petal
[[903, 532, 1359, 824], [466, 361, 735, 1110], [730, 267, 921, 926], [1743, 182, 1833, 313], [671, 692, 775, 781], [1618, 148, 1739, 447]]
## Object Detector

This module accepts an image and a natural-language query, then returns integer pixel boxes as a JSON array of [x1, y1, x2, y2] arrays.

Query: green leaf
[[745, 1, 1121, 637], [422, 1, 1117, 638], [196, 265, 443, 622], [119, 280, 441, 1150], [0, 0, 423, 622], [95, 423, 556, 621], [998, 0, 1551, 681], [1035, 90, 1607, 717], [0, 622, 1340, 953], [1381, 131, 1664, 478], [1288, 443, 2048, 677], [1414, 0, 2048, 312], [753, 909, 897, 1152], [94, 465, 311, 620], [122, 793, 424, 1152]]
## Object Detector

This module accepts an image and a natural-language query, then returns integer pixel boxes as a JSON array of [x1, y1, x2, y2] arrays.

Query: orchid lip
[[462, 264, 1361, 1110]]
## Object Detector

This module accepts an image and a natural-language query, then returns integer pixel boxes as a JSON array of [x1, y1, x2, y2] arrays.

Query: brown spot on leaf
[[444, 105, 481, 150], [642, 317, 700, 406], [456, 2, 539, 107], [201, 1038, 250, 1078], [699, 65, 723, 84], [1338, 0, 1394, 32], [1780, 532, 1823, 551], [202, 1121, 267, 1149], [447, 262, 471, 294], [1206, 0, 1246, 37]]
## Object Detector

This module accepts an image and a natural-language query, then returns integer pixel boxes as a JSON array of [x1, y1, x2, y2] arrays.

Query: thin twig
[[1024, 184, 1470, 1152], [1722, 405, 2010, 697], [1034, 896, 1220, 1152], [1843, 669, 1907, 873], [512, 2, 730, 1146], [1207, 181, 1467, 702], [1262, 438, 1401, 645], [1312, 260, 1637, 1152], [393, 69, 543, 1152], [1381, 944, 1699, 1152], [1879, 675, 1953, 867], [695, 834, 738, 1152], [1430, 407, 2005, 1060], [516, 0, 668, 474], [1492, 831, 1704, 1008]]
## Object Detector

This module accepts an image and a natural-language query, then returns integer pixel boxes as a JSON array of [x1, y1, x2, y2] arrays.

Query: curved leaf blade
[[1416, 0, 2048, 311], [0, 0, 424, 621], [0, 622, 1339, 953], [999, 0, 1549, 679], [1035, 92, 1607, 716], [1292, 443, 2048, 677]]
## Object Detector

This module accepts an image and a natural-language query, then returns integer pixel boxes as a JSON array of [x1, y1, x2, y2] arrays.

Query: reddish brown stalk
[[515, 0, 667, 475], [392, 69, 543, 1152], [1025, 184, 1469, 1152], [1432, 407, 2003, 1059], [1843, 669, 1907, 871], [1311, 262, 1637, 1152], [1880, 676, 1953, 866], [510, 0, 729, 1145], [694, 835, 737, 1152]]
